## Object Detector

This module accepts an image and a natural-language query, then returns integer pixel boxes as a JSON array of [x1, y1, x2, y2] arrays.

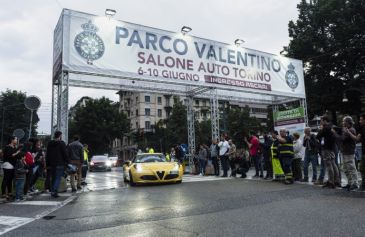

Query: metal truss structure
[[52, 72, 307, 173], [52, 72, 69, 141]]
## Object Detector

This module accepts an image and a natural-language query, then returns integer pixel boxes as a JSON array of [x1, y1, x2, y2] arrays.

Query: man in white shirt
[[218, 134, 230, 177]]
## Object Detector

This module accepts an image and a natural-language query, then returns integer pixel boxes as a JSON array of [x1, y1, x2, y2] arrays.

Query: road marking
[[0, 196, 76, 236], [11, 201, 63, 206], [183, 175, 233, 183], [0, 216, 34, 227], [39, 193, 72, 197]]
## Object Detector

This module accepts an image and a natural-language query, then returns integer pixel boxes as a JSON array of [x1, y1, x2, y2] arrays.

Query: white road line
[[0, 196, 76, 236], [183, 176, 233, 183], [39, 193, 72, 197], [0, 216, 34, 227], [11, 201, 63, 206], [0, 216, 35, 235]]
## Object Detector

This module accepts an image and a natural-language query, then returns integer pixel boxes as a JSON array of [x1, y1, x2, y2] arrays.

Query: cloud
[[0, 0, 300, 134]]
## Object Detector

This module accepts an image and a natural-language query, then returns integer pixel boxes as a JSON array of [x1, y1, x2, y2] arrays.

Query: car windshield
[[134, 154, 166, 163], [109, 157, 118, 160], [92, 156, 108, 162]]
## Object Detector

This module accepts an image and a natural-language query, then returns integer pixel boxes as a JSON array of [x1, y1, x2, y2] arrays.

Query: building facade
[[115, 90, 269, 160]]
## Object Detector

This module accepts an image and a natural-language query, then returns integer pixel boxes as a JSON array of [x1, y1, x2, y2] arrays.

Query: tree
[[226, 106, 261, 147], [195, 119, 211, 147], [0, 89, 39, 147], [286, 0, 365, 122], [165, 100, 187, 146], [68, 97, 129, 155]]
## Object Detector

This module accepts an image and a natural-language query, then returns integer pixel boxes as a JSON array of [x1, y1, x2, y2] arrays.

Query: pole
[[1, 107, 5, 148], [29, 110, 33, 139]]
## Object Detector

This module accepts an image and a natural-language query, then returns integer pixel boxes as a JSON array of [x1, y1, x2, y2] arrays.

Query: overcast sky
[[0, 0, 301, 134]]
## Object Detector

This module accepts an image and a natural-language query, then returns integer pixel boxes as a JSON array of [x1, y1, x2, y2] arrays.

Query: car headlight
[[106, 161, 112, 167], [90, 162, 94, 166], [134, 164, 143, 172], [170, 164, 180, 174]]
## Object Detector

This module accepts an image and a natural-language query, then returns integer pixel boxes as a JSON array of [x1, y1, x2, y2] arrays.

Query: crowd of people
[[186, 114, 365, 191], [2, 113, 365, 202], [1, 131, 90, 201]]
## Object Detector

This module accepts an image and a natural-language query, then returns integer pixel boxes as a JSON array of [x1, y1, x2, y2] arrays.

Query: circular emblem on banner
[[74, 20, 105, 65], [285, 63, 299, 91]]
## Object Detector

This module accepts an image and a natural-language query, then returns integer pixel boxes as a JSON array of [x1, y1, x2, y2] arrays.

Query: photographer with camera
[[316, 116, 340, 189]]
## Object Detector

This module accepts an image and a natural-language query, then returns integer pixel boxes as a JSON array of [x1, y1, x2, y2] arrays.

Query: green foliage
[[133, 101, 187, 153], [68, 97, 129, 155], [0, 90, 39, 147], [165, 100, 187, 146], [286, 0, 365, 120], [226, 106, 261, 147], [195, 119, 211, 147]]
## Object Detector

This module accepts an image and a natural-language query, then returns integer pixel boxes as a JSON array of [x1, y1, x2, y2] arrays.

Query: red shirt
[[249, 136, 259, 156], [25, 152, 34, 166]]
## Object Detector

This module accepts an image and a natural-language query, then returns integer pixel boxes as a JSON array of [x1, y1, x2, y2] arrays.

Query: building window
[[136, 109, 138, 116], [158, 109, 162, 117], [202, 112, 207, 119], [203, 100, 207, 107], [145, 121, 151, 129], [136, 96, 138, 103], [195, 111, 200, 119], [195, 100, 199, 106], [157, 97, 162, 104], [136, 122, 138, 128], [145, 108, 151, 116], [145, 95, 150, 103]]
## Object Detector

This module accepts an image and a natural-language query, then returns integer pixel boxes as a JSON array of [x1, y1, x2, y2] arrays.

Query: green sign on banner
[[273, 107, 305, 122]]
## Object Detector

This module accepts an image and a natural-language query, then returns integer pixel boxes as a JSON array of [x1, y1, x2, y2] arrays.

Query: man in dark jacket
[[46, 131, 68, 198], [262, 133, 273, 179], [316, 116, 340, 188], [67, 136, 84, 191], [302, 127, 319, 182]]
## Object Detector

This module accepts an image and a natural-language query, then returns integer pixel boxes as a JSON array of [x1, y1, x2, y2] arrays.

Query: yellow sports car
[[123, 153, 183, 186]]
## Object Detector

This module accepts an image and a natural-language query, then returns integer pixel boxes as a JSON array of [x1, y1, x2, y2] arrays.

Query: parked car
[[90, 155, 112, 172], [109, 156, 118, 167]]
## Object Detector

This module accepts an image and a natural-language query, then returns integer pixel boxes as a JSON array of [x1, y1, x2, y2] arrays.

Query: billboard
[[274, 106, 306, 136], [57, 9, 305, 98]]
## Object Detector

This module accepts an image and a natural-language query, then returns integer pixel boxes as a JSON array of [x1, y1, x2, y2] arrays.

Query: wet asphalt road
[[2, 168, 365, 237]]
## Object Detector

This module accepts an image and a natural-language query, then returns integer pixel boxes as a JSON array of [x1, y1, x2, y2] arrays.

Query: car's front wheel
[[176, 180, 182, 184]]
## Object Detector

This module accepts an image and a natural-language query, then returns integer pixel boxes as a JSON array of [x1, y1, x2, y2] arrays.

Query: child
[[15, 152, 28, 202]]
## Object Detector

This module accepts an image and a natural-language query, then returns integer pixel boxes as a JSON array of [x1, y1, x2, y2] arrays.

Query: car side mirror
[[124, 161, 131, 166]]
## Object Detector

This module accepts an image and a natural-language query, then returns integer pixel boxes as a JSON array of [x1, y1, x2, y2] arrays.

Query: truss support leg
[[53, 71, 69, 143], [210, 89, 220, 141], [187, 96, 195, 174]]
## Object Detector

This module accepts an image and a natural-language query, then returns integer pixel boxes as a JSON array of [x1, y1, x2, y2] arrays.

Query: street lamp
[[234, 39, 245, 46], [105, 9, 117, 18], [181, 26, 192, 35]]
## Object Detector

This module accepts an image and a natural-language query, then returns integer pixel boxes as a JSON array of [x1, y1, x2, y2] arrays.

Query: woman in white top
[[293, 133, 304, 181]]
